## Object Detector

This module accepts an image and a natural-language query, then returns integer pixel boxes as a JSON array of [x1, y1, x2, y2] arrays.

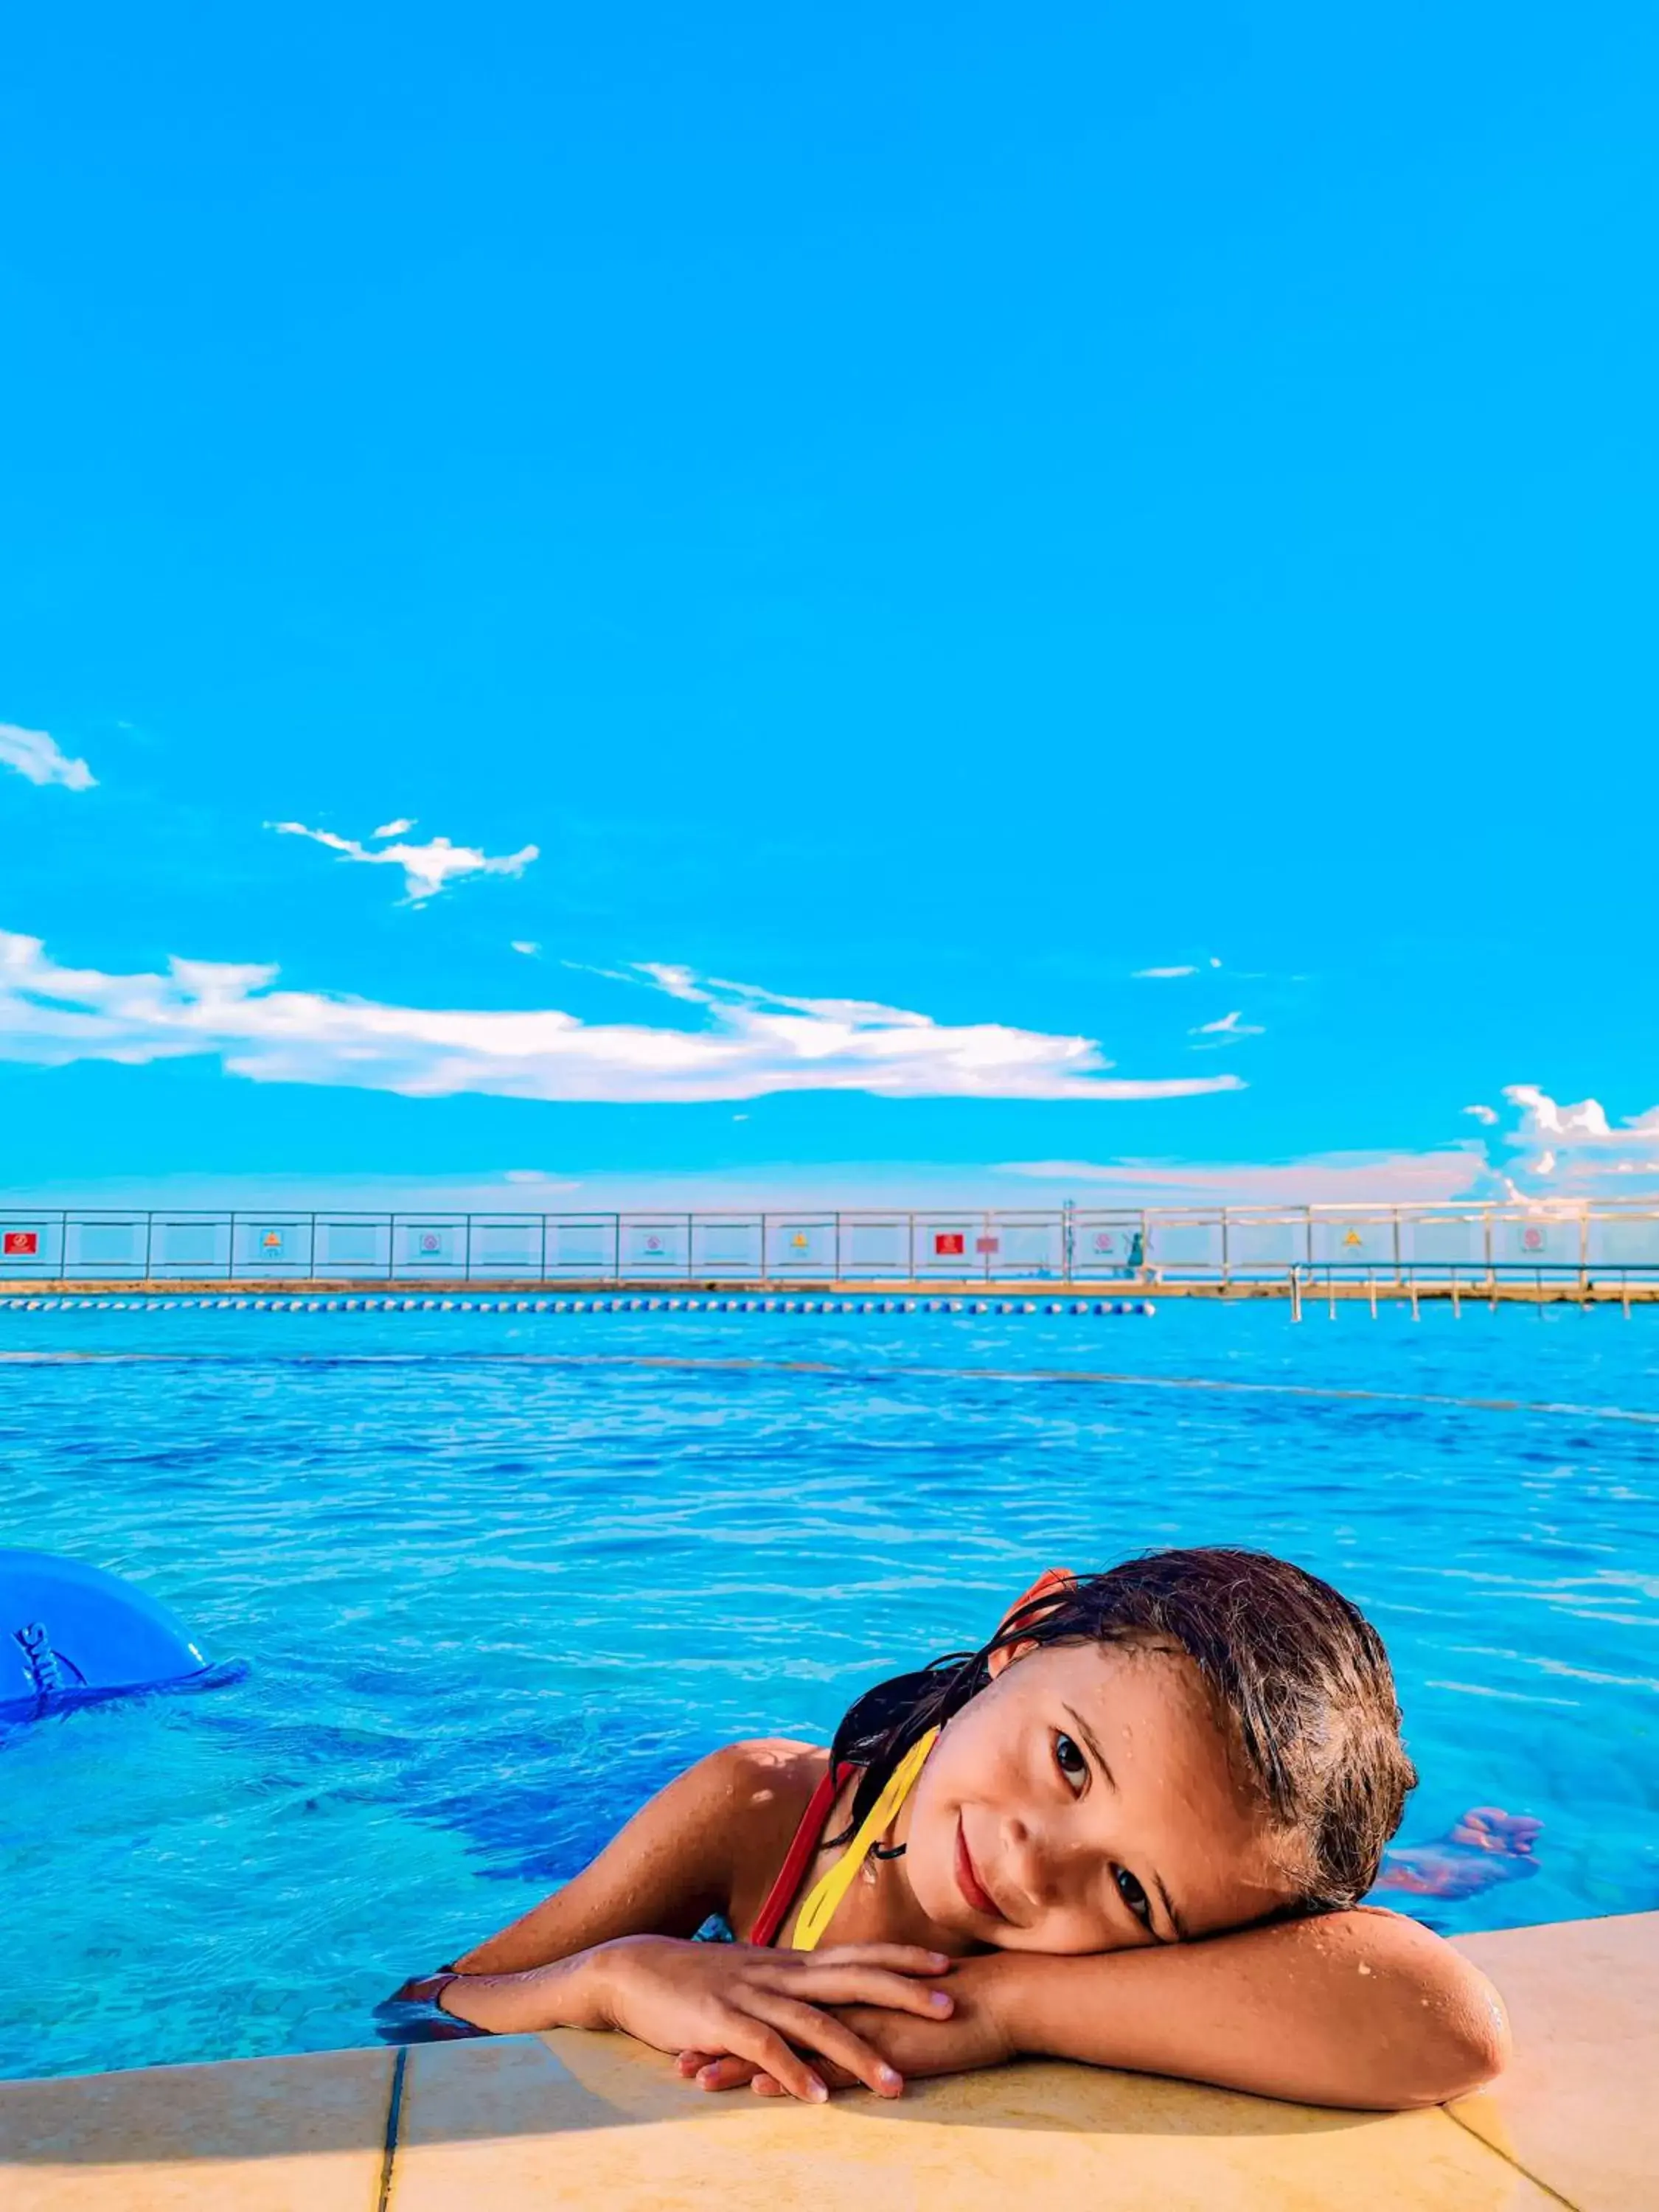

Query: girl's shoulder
[[699, 1739, 833, 1935], [702, 1737, 831, 1825]]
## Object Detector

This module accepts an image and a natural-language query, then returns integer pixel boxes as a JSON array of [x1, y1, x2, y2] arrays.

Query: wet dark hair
[[828, 1545, 1416, 1916]]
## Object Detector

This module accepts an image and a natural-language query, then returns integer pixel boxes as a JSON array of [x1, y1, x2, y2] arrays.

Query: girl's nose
[[1001, 1820, 1063, 1910]]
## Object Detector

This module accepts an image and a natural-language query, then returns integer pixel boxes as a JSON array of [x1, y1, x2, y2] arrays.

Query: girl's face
[[899, 1638, 1297, 1952]]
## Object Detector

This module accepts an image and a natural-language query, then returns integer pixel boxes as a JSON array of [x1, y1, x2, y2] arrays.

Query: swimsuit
[[749, 1726, 940, 1950], [746, 1567, 1071, 1948]]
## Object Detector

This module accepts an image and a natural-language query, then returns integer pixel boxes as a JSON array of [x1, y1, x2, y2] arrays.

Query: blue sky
[[4, 2, 1657, 1209]]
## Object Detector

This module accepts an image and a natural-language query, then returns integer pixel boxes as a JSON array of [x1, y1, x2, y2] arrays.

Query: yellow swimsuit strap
[[790, 1726, 941, 1952]]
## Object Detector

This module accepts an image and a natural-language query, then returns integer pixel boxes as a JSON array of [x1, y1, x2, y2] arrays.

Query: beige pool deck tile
[[0, 2045, 394, 2212], [7, 1910, 1657, 2210], [1449, 1909, 1659, 2212], [387, 2028, 1556, 2211]]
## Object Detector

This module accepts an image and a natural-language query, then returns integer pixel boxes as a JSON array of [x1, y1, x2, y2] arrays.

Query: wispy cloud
[[0, 935, 1246, 1107], [1462, 1104, 1500, 1126], [0, 723, 96, 792], [997, 1150, 1481, 1205], [1133, 956, 1224, 978], [1189, 1009, 1265, 1043], [510, 940, 542, 958], [266, 820, 539, 905]]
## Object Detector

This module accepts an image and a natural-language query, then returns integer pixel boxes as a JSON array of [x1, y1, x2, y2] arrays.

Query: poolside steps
[[1, 1910, 1651, 2209]]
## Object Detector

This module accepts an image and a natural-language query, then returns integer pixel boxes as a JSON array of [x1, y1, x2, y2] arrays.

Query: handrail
[[0, 1199, 1655, 1284]]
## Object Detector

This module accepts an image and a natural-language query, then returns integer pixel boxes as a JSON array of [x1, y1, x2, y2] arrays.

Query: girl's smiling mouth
[[954, 1817, 1006, 1921]]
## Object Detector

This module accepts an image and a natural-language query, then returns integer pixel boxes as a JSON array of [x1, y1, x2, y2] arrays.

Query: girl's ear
[[987, 1568, 1075, 1678]]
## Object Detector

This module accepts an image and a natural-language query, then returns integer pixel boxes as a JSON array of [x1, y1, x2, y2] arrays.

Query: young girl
[[386, 1547, 1509, 2109]]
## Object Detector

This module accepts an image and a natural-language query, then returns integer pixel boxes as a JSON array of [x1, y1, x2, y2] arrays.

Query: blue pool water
[[2, 1299, 1657, 2081]]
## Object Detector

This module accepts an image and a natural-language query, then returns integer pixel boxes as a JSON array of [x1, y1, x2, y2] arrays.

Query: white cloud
[[1503, 1085, 1621, 1144], [1462, 1104, 1499, 1125], [0, 935, 1247, 1107], [372, 818, 415, 838], [511, 941, 541, 958], [997, 1150, 1481, 1205], [266, 821, 539, 904], [0, 723, 96, 792], [1476, 1085, 1659, 1195], [1133, 965, 1197, 979], [1189, 1009, 1265, 1041]]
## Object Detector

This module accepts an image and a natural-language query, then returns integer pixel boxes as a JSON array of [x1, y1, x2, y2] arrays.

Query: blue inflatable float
[[1, 1550, 241, 1729]]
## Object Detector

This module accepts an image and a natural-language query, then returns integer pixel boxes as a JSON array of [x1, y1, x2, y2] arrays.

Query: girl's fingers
[[804, 1944, 951, 1976], [719, 2016, 830, 2105], [690, 2055, 760, 2092], [778, 1966, 954, 2018], [749, 1995, 905, 2099]]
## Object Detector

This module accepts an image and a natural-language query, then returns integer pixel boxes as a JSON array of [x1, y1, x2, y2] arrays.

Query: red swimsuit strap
[[748, 1761, 859, 1947]]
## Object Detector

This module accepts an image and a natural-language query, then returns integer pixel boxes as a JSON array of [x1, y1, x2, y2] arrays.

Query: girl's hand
[[600, 1937, 955, 2101], [677, 1954, 1017, 2098], [440, 1937, 956, 2104]]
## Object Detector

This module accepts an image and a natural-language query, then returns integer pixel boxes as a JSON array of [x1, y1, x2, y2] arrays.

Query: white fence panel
[[691, 1218, 765, 1276], [1217, 1218, 1304, 1271], [548, 1219, 618, 1274], [1587, 1214, 1659, 1270], [1402, 1215, 1487, 1269], [1309, 1217, 1396, 1269], [765, 1219, 838, 1274], [394, 1219, 468, 1276], [63, 1218, 147, 1275], [232, 1218, 313, 1276], [0, 1217, 61, 1274], [619, 1220, 689, 1275], [1490, 1217, 1580, 1270], [1141, 1218, 1216, 1272], [149, 1217, 233, 1276], [468, 1218, 546, 1276], [841, 1218, 911, 1274], [913, 1217, 976, 1275], [987, 1219, 1065, 1277], [315, 1218, 393, 1273]]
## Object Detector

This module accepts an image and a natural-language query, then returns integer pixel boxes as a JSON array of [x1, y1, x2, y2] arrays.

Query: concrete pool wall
[[2, 1910, 1653, 2210]]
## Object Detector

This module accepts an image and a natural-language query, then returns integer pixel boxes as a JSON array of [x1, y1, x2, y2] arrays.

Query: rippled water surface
[[2, 1298, 1656, 2079]]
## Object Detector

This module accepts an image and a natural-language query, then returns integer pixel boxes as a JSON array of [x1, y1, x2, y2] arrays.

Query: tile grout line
[[375, 2047, 408, 2212], [1441, 2102, 1581, 2210]]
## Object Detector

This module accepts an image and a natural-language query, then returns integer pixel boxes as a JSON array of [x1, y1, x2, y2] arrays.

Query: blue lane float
[[0, 1550, 243, 1731], [3, 1294, 1155, 1319]]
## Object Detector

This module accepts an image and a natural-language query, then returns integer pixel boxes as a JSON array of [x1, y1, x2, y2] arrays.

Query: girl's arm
[[420, 1741, 955, 2102], [451, 1740, 783, 1973], [691, 1908, 1506, 2111]]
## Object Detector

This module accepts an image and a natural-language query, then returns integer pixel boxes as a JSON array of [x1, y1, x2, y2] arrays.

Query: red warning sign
[[3, 1231, 40, 1256], [975, 1236, 999, 1254], [933, 1231, 966, 1257]]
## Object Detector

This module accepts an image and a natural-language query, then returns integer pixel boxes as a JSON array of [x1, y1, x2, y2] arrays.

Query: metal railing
[[2, 1200, 1657, 1284]]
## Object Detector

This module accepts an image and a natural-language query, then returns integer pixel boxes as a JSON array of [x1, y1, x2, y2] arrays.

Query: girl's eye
[[1053, 1731, 1088, 1790], [1113, 1864, 1152, 1928]]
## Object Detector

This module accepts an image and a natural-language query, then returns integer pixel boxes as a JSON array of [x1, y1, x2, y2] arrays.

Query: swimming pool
[[2, 1300, 1656, 2081]]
